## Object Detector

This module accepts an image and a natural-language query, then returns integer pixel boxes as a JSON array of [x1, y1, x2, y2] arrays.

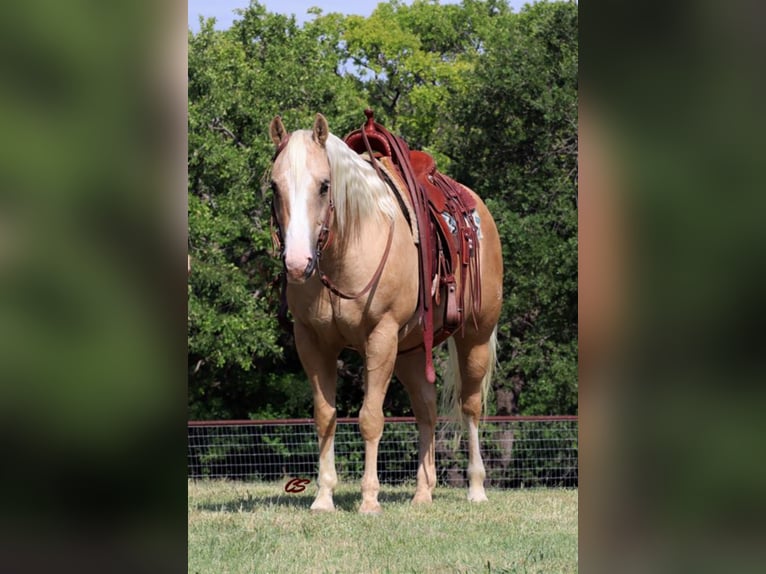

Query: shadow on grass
[[194, 486, 419, 513]]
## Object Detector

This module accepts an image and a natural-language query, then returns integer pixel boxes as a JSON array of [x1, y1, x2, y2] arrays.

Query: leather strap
[[318, 218, 395, 300]]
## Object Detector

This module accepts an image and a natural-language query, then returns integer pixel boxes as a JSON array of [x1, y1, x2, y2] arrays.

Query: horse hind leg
[[395, 350, 437, 505], [446, 327, 497, 502]]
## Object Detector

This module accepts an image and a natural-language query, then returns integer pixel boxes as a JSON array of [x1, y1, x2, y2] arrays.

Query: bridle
[[270, 133, 335, 260], [270, 134, 395, 301]]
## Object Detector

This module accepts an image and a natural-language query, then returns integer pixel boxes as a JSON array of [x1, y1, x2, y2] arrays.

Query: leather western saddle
[[345, 109, 482, 383]]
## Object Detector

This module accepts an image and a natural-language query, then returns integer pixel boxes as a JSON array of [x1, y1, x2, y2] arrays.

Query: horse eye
[[319, 181, 330, 196]]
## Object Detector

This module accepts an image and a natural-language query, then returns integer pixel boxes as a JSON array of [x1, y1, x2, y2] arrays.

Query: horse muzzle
[[284, 252, 317, 283]]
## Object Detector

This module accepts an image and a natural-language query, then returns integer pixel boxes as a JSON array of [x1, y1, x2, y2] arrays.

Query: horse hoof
[[359, 502, 382, 515], [310, 499, 335, 512], [411, 493, 433, 505], [467, 491, 488, 503]]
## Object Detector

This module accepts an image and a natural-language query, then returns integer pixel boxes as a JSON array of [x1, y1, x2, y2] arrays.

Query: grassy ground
[[188, 480, 577, 574]]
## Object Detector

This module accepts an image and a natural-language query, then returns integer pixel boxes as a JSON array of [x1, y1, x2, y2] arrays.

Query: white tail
[[440, 326, 497, 447]]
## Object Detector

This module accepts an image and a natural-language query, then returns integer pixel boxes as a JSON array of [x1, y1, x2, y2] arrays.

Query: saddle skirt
[[344, 110, 483, 381]]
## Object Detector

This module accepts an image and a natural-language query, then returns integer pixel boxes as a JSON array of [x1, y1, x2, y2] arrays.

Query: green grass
[[189, 480, 577, 574]]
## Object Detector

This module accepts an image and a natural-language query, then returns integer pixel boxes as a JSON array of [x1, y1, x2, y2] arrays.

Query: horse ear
[[269, 116, 288, 147], [313, 113, 329, 146]]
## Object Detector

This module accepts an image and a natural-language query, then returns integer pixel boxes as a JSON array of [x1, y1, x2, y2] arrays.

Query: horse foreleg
[[312, 391, 338, 512], [395, 351, 436, 505], [294, 322, 339, 512], [358, 320, 398, 514]]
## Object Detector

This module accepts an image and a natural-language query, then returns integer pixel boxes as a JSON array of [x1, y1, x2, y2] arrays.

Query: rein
[[318, 218, 395, 300]]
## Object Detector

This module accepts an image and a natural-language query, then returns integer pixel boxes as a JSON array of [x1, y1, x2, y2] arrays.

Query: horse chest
[[287, 284, 363, 338]]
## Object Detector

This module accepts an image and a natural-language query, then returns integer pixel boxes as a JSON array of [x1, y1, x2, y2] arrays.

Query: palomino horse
[[268, 113, 502, 513]]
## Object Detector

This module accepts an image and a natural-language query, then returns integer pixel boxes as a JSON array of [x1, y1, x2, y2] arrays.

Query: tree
[[187, 1, 578, 420], [188, 3, 365, 419], [448, 1, 578, 414]]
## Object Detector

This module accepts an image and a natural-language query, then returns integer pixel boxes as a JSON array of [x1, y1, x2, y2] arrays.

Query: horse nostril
[[304, 256, 317, 278]]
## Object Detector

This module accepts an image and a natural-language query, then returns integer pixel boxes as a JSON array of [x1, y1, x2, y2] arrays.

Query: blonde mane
[[323, 133, 397, 238]]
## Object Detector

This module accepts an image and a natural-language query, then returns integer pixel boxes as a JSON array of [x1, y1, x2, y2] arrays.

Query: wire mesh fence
[[188, 416, 577, 488]]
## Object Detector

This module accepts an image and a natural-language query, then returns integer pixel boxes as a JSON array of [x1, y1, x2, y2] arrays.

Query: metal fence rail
[[188, 416, 578, 488]]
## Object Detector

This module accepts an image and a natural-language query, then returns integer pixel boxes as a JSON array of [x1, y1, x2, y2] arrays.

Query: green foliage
[[188, 0, 578, 420], [449, 1, 579, 415]]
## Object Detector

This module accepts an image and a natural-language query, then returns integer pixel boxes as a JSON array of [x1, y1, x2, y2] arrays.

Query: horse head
[[268, 114, 333, 283]]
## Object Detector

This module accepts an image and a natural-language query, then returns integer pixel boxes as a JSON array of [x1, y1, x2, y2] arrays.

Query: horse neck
[[326, 135, 396, 235], [319, 207, 395, 295], [324, 210, 380, 263]]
